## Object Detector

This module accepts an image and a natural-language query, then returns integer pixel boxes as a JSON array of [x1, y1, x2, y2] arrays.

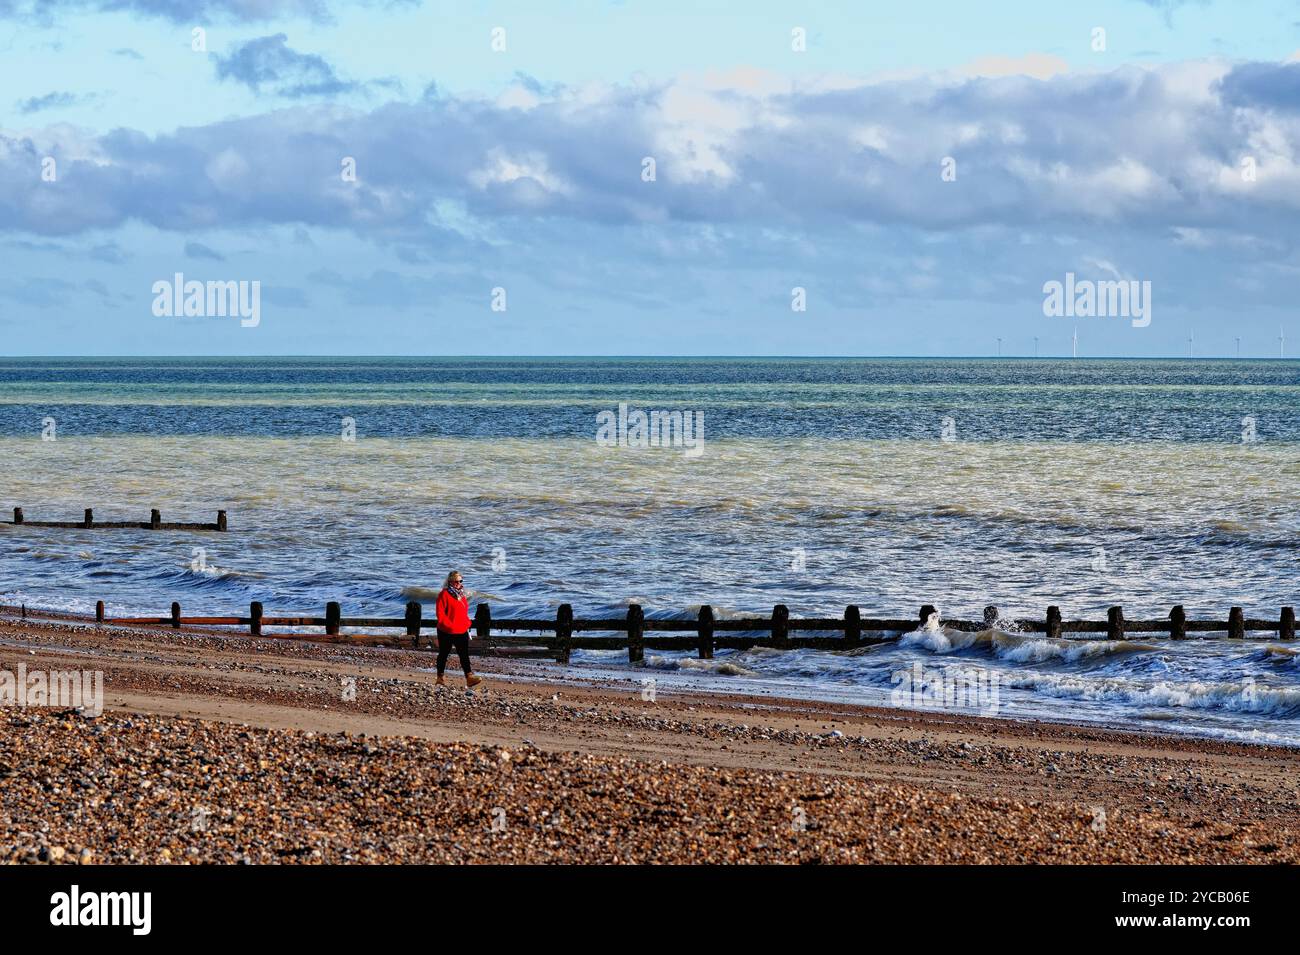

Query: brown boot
[[465, 673, 482, 690], [435, 675, 446, 687]]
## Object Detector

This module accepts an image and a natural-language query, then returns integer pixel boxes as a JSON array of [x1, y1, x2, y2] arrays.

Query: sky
[[1, 0, 1300, 356]]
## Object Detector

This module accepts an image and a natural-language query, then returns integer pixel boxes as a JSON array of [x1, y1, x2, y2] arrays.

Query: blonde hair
[[444, 570, 463, 590]]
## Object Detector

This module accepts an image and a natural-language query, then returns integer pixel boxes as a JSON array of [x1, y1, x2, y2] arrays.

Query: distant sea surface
[[1, 357, 1298, 744]]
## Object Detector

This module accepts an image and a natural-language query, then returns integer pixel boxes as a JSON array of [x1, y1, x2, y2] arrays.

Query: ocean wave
[[642, 653, 756, 677], [1263, 644, 1300, 664], [899, 626, 986, 654], [899, 621, 1159, 666], [993, 634, 1158, 665], [1007, 672, 1300, 718]]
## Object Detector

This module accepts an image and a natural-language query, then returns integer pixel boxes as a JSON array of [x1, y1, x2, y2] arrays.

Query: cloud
[[213, 33, 358, 97], [0, 1, 333, 25], [3, 60, 1300, 245], [1217, 61, 1300, 110], [184, 240, 226, 260], [261, 284, 309, 306], [959, 53, 1069, 80], [16, 91, 92, 113], [88, 241, 128, 263]]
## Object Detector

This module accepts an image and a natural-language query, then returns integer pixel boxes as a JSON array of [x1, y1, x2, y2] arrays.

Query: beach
[[3, 358, 1299, 745], [3, 611, 1298, 864]]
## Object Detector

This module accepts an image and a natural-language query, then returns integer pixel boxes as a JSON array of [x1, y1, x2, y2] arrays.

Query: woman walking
[[436, 570, 482, 689]]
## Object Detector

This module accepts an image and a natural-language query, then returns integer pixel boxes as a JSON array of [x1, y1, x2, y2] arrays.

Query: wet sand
[[2, 612, 1298, 863]]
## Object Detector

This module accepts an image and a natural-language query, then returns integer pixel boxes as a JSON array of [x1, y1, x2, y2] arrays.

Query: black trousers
[[436, 632, 471, 676]]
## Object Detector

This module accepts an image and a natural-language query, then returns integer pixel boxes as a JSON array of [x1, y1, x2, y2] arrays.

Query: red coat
[[436, 588, 471, 635]]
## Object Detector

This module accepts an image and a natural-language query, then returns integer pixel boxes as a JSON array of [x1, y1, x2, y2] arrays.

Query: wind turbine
[[996, 337, 1002, 357], [1187, 329, 1194, 358], [1072, 327, 1078, 358], [1281, 326, 1287, 359], [1235, 336, 1241, 358], [1033, 336, 1039, 358]]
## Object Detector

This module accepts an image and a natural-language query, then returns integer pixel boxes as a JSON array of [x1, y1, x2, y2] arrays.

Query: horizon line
[[0, 354, 1295, 362]]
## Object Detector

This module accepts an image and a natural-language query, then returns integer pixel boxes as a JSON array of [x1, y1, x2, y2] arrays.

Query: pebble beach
[[2, 612, 1299, 864]]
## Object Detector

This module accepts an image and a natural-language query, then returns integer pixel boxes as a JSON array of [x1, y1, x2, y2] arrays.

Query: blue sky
[[2, 0, 1300, 355]]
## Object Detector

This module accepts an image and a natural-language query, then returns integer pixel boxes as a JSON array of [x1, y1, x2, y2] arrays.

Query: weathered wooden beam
[[843, 604, 861, 648], [1228, 606, 1245, 639], [698, 604, 715, 659], [627, 603, 645, 663], [325, 601, 341, 637], [983, 605, 998, 629], [1170, 605, 1187, 640], [1282, 607, 1296, 641], [249, 601, 263, 637], [772, 604, 790, 649], [95, 600, 104, 625], [474, 603, 492, 651], [3, 508, 224, 530], [556, 603, 574, 664], [1046, 605, 1062, 639], [171, 601, 181, 629], [1107, 606, 1125, 641], [405, 600, 421, 647]]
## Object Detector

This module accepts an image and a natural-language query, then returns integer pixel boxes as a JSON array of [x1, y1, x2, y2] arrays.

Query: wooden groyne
[[4, 508, 226, 531], [65, 600, 1300, 663]]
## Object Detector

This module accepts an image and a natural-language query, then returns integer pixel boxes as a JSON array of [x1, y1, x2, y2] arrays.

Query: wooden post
[[556, 603, 574, 664], [83, 508, 93, 528], [249, 601, 263, 637], [1046, 606, 1062, 639], [95, 600, 104, 624], [150, 509, 161, 530], [216, 510, 227, 532], [171, 601, 181, 629], [772, 604, 790, 648], [12, 507, 22, 525], [1107, 606, 1124, 641], [919, 604, 937, 627], [405, 601, 421, 647], [326, 601, 341, 637], [843, 605, 861, 648], [627, 603, 645, 663], [1281, 607, 1296, 641], [982, 605, 999, 629], [697, 605, 715, 660], [474, 603, 491, 651], [1169, 605, 1187, 640], [1228, 606, 1245, 640]]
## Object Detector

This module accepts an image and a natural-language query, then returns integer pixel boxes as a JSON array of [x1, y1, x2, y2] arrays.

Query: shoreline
[[4, 602, 1294, 750], [2, 611, 1300, 862]]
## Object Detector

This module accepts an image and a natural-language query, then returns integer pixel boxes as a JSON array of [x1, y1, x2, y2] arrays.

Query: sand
[[2, 611, 1298, 864]]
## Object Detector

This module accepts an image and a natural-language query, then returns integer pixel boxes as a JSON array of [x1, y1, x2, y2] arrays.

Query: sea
[[1, 357, 1297, 744]]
